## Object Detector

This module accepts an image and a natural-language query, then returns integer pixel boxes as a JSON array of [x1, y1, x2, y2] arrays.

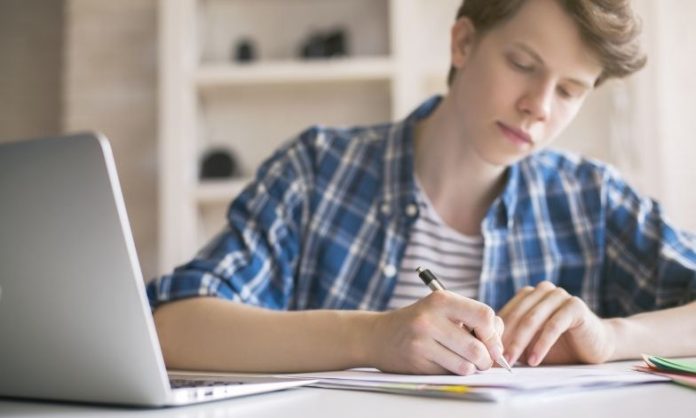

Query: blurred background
[[1, 0, 694, 282]]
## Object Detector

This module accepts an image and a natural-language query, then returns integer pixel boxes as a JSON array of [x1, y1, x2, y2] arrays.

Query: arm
[[154, 297, 376, 373], [154, 292, 505, 375], [601, 169, 696, 359], [607, 301, 696, 360]]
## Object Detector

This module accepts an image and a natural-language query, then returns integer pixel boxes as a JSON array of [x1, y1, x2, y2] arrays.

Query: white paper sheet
[[285, 365, 669, 392]]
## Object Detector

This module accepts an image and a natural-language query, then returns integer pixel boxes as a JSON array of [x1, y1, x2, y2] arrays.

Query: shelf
[[196, 178, 252, 205], [195, 57, 395, 88]]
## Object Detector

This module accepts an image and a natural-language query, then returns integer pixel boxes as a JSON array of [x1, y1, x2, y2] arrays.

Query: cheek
[[544, 102, 583, 143], [470, 67, 522, 113]]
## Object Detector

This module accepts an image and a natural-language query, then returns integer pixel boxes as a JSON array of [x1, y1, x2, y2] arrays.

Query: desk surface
[[2, 360, 694, 418]]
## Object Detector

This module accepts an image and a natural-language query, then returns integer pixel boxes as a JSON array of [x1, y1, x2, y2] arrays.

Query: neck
[[413, 95, 507, 235]]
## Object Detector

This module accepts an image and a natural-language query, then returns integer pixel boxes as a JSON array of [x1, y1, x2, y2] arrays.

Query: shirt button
[[383, 264, 397, 278], [380, 203, 390, 215], [405, 203, 418, 217]]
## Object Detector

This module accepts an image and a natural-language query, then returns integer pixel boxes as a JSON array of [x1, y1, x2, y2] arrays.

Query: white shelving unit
[[158, 0, 461, 273]]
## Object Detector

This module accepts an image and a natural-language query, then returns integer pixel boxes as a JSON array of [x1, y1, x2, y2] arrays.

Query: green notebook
[[646, 355, 696, 375]]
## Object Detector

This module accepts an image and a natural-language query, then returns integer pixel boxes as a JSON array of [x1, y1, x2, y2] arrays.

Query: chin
[[481, 149, 533, 167], [476, 136, 537, 167]]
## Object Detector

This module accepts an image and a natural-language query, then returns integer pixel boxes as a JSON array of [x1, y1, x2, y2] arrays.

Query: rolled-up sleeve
[[601, 168, 696, 316], [147, 128, 318, 311]]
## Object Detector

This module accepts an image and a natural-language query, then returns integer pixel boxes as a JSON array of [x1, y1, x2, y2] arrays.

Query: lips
[[497, 122, 533, 146]]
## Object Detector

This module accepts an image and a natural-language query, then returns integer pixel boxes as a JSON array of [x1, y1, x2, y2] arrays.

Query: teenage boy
[[148, 0, 696, 375]]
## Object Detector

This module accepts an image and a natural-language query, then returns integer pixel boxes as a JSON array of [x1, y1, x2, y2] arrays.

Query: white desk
[[1, 360, 694, 418]]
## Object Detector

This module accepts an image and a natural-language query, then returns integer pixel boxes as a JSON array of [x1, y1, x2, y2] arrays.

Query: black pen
[[416, 266, 513, 373]]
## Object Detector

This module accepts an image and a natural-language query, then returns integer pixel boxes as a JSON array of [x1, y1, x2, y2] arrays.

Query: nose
[[517, 81, 553, 122]]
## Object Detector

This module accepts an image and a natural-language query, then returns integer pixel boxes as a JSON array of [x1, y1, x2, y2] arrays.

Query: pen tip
[[497, 356, 513, 373]]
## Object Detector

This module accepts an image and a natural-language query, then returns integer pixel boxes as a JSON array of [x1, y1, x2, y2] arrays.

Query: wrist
[[600, 318, 620, 362], [603, 317, 639, 361], [346, 310, 384, 368]]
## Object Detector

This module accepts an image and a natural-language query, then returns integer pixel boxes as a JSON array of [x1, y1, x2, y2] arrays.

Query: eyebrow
[[511, 42, 594, 90]]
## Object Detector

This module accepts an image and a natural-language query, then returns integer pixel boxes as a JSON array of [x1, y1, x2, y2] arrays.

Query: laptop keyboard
[[169, 378, 244, 389]]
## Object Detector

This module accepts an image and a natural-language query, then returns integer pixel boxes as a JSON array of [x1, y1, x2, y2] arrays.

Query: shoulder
[[271, 122, 391, 162], [295, 122, 392, 156], [519, 148, 623, 189], [251, 122, 393, 192], [518, 149, 648, 212], [263, 122, 393, 178]]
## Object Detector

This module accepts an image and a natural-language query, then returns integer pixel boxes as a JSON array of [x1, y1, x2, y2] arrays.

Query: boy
[[148, 0, 696, 375]]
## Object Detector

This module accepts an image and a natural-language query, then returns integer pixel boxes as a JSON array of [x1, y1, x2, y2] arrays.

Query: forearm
[[606, 301, 696, 361], [153, 297, 380, 373]]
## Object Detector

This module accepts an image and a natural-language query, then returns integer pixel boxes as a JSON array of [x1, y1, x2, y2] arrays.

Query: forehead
[[486, 0, 603, 81]]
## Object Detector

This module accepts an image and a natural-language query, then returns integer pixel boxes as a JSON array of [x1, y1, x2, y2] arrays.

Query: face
[[448, 0, 603, 166]]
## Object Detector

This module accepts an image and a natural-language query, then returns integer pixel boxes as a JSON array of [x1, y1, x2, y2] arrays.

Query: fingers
[[503, 285, 572, 365], [429, 319, 494, 371], [408, 291, 502, 373], [374, 303, 480, 375], [498, 280, 604, 367], [438, 293, 504, 362], [424, 339, 478, 375], [526, 297, 585, 366], [500, 281, 556, 325], [430, 327, 492, 376], [497, 285, 536, 318]]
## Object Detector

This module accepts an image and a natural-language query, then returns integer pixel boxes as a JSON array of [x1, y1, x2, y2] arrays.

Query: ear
[[450, 17, 477, 71]]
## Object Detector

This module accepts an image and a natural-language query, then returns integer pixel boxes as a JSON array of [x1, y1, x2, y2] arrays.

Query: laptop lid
[[0, 133, 172, 405]]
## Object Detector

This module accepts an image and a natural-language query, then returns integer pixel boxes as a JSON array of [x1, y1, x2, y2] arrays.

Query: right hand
[[369, 291, 504, 375]]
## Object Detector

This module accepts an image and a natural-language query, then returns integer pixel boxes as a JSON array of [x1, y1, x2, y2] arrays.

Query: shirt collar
[[498, 163, 521, 226], [380, 96, 441, 220]]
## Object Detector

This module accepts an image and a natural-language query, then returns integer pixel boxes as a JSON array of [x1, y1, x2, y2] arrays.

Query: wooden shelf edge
[[196, 57, 395, 87]]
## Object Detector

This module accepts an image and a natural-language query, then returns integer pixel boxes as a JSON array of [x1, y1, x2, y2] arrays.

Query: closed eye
[[557, 86, 572, 98], [557, 85, 585, 100], [507, 54, 535, 73], [513, 61, 534, 72]]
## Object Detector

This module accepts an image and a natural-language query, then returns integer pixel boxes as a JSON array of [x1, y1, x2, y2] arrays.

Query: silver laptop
[[0, 133, 314, 406]]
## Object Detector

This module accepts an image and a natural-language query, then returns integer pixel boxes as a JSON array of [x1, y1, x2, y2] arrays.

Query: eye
[[507, 54, 535, 73], [557, 85, 584, 100], [557, 86, 572, 98]]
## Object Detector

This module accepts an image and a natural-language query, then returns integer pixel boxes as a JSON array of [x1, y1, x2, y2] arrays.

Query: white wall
[[627, 0, 696, 232], [64, 0, 159, 280], [651, 1, 696, 231]]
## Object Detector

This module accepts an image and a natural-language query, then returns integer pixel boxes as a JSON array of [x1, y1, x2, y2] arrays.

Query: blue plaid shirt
[[147, 96, 696, 316]]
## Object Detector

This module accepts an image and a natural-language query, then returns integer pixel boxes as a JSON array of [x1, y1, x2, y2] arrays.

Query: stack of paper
[[286, 366, 669, 402], [636, 355, 696, 389]]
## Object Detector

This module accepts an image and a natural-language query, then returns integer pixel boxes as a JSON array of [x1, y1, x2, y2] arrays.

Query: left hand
[[498, 281, 616, 366]]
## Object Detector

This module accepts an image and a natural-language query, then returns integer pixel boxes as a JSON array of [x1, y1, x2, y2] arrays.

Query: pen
[[415, 266, 513, 373]]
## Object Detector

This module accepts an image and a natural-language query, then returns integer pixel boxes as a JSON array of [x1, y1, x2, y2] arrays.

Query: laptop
[[0, 133, 315, 406]]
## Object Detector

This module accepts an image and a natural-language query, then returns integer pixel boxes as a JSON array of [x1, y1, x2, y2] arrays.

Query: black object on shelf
[[233, 37, 257, 63], [299, 28, 348, 59], [324, 30, 347, 57], [200, 148, 239, 179]]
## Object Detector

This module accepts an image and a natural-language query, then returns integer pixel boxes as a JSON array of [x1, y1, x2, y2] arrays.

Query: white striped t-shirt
[[388, 181, 484, 310]]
